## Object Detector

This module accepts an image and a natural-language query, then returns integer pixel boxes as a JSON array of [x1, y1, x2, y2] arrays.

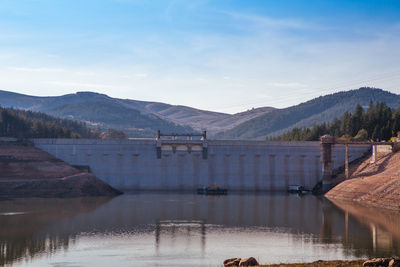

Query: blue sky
[[1, 0, 400, 113]]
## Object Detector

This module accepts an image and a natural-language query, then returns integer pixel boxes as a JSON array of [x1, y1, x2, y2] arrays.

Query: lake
[[1, 193, 399, 266]]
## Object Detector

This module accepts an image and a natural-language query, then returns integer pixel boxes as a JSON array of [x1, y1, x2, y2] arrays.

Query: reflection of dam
[[155, 220, 206, 256], [33, 139, 369, 191], [1, 194, 400, 265], [328, 198, 400, 257]]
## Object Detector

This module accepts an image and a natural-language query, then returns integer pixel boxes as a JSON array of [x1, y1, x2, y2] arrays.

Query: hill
[[0, 90, 275, 137], [130, 103, 275, 134], [44, 101, 194, 137], [216, 88, 400, 140], [0, 106, 99, 139], [0, 91, 194, 137]]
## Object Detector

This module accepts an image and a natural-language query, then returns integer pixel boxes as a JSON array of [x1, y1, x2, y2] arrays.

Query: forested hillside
[[216, 87, 400, 140], [273, 102, 400, 141], [0, 106, 100, 139]]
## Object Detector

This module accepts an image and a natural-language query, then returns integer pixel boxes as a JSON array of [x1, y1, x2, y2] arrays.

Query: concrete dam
[[33, 138, 370, 192]]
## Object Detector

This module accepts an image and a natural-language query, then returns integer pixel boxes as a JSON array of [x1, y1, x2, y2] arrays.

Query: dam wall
[[33, 139, 370, 191]]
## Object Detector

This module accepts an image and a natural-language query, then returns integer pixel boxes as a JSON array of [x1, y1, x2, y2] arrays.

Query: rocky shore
[[0, 142, 122, 198], [223, 258, 400, 267], [258, 261, 364, 267]]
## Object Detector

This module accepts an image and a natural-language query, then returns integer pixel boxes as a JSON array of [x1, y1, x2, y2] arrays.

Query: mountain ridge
[[0, 89, 275, 137], [1, 87, 399, 140], [216, 87, 400, 139]]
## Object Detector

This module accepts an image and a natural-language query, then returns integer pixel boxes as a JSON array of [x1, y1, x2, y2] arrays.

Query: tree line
[[0, 106, 127, 139], [270, 102, 400, 141]]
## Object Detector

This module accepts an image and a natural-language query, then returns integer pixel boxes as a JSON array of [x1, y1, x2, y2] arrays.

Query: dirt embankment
[[0, 142, 122, 198], [325, 151, 400, 210]]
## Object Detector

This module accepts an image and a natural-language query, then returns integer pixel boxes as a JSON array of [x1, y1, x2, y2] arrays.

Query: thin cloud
[[134, 73, 148, 78], [220, 10, 318, 31], [75, 71, 98, 76], [8, 66, 64, 73], [119, 73, 148, 78], [43, 81, 129, 90], [269, 82, 308, 89]]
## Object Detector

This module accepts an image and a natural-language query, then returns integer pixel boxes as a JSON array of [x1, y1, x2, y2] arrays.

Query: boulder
[[389, 259, 400, 267], [239, 257, 259, 266], [223, 258, 241, 267], [363, 258, 392, 267]]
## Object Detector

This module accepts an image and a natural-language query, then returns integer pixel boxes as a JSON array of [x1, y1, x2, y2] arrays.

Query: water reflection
[[328, 198, 400, 258], [154, 220, 206, 257], [0, 197, 113, 266], [0, 193, 399, 266]]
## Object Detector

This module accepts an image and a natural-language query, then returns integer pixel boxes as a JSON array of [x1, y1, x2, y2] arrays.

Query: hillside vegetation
[[216, 87, 400, 140], [273, 102, 400, 141], [0, 106, 99, 139]]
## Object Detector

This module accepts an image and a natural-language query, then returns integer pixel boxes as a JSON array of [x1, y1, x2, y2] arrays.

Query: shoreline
[[259, 260, 365, 267], [223, 259, 370, 267]]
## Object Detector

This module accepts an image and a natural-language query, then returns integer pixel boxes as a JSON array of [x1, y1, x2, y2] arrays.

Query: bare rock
[[223, 258, 241, 267], [363, 258, 392, 267], [239, 257, 259, 267]]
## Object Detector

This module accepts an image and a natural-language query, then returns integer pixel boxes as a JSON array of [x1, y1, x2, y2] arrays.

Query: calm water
[[1, 193, 400, 267]]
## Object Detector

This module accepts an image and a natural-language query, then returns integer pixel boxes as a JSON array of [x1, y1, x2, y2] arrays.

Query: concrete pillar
[[193, 154, 200, 188], [253, 155, 260, 191], [371, 144, 377, 163], [283, 155, 290, 189], [178, 154, 184, 191], [202, 141, 208, 159], [156, 140, 162, 159], [239, 154, 245, 189], [320, 135, 335, 192], [223, 154, 230, 188], [345, 211, 349, 245], [268, 154, 276, 191], [208, 154, 215, 185], [345, 144, 349, 179]]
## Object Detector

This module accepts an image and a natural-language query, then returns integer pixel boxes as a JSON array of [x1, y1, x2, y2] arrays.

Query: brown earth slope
[[0, 143, 122, 198], [325, 151, 400, 210]]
